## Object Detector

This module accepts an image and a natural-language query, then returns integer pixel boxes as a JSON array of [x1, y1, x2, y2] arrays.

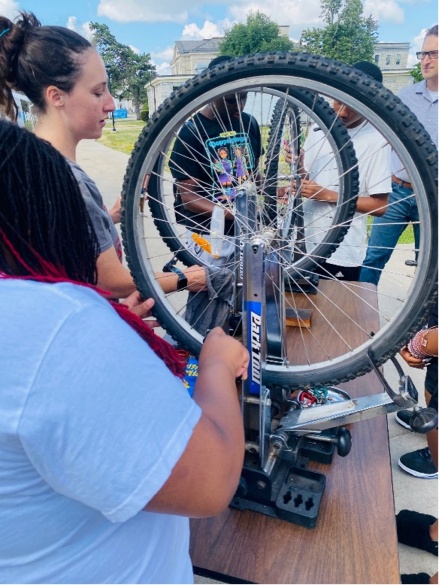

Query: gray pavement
[[77, 138, 438, 583]]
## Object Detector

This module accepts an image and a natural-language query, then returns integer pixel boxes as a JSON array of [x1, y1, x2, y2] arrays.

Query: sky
[[1, 0, 438, 73]]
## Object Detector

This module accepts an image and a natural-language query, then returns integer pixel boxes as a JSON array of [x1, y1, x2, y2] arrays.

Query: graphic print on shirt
[[205, 131, 255, 203]]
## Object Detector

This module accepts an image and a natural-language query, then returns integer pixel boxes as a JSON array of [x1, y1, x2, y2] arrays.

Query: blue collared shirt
[[392, 80, 438, 181]]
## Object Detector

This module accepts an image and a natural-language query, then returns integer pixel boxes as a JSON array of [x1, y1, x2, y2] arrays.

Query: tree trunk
[[134, 98, 141, 120]]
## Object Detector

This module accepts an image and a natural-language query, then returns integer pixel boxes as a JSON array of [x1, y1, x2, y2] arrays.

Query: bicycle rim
[[121, 52, 437, 389]]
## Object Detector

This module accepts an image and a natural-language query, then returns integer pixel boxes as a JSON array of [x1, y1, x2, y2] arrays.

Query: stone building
[[374, 42, 413, 94], [170, 38, 224, 75], [147, 37, 414, 114], [146, 38, 221, 114]]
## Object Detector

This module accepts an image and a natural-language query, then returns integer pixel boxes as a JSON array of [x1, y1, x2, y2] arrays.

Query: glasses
[[416, 50, 438, 61], [224, 93, 248, 105]]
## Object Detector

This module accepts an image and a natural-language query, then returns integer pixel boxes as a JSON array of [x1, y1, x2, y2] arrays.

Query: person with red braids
[[0, 119, 249, 583]]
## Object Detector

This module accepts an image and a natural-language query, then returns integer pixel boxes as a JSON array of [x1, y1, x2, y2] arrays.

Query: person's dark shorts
[[315, 262, 361, 282], [427, 387, 438, 413], [425, 356, 438, 411]]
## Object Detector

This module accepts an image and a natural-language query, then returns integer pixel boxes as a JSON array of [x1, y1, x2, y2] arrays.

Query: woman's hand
[[200, 327, 249, 380], [121, 291, 159, 327], [399, 346, 427, 369]]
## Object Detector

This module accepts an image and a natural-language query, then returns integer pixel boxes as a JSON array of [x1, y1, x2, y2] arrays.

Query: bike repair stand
[[229, 184, 437, 528]]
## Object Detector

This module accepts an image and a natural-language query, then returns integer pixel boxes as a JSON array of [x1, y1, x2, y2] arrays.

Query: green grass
[[397, 225, 416, 244], [97, 118, 146, 155], [367, 216, 415, 244]]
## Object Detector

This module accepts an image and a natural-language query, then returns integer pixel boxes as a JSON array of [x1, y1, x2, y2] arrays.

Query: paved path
[[77, 138, 129, 209]]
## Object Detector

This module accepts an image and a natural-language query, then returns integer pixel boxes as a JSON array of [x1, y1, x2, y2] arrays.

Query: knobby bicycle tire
[[121, 51, 437, 389]]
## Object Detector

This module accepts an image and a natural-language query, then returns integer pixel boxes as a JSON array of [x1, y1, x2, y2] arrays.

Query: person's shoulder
[[303, 123, 322, 144], [178, 113, 210, 138], [66, 158, 88, 180], [244, 113, 262, 139], [67, 158, 102, 202], [356, 121, 389, 150], [3, 279, 106, 313], [0, 280, 112, 343], [361, 120, 386, 136], [245, 112, 258, 127], [398, 80, 425, 98]]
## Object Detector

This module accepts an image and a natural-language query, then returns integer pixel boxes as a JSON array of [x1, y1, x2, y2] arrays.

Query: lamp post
[[105, 64, 117, 132]]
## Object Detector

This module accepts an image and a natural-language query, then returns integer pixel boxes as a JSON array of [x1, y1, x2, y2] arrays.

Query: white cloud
[[364, 0, 404, 24], [154, 61, 172, 75], [66, 16, 95, 42], [95, 0, 322, 34], [97, 0, 188, 23], [227, 0, 322, 39], [182, 20, 224, 40], [0, 0, 20, 19], [407, 27, 428, 67], [152, 46, 174, 62]]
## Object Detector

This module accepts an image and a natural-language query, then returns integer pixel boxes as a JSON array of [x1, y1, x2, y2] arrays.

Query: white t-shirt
[[0, 279, 201, 584], [303, 121, 391, 267]]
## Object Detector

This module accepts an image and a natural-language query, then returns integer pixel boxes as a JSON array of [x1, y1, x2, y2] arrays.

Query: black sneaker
[[399, 447, 438, 479], [401, 573, 430, 584], [396, 510, 438, 556], [395, 409, 413, 430]]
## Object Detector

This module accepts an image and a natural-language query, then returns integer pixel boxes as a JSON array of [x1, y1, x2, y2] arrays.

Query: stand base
[[231, 463, 326, 528], [230, 429, 336, 529]]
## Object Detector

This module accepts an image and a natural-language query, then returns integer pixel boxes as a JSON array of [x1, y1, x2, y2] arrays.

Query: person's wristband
[[167, 266, 188, 291], [407, 327, 437, 359]]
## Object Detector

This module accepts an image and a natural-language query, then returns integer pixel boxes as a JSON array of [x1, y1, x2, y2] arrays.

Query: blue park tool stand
[[229, 182, 435, 529]]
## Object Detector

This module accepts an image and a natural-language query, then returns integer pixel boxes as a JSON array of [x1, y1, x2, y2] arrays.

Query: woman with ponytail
[[0, 11, 206, 299], [0, 120, 248, 583]]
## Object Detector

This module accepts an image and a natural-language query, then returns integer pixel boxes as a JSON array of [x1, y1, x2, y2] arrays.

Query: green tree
[[300, 0, 378, 64], [89, 22, 155, 120], [218, 11, 296, 56], [410, 62, 423, 83]]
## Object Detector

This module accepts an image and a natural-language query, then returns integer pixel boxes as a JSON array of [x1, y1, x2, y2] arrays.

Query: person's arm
[[424, 328, 438, 356], [355, 193, 388, 216], [96, 247, 207, 299], [25, 303, 248, 522], [157, 264, 207, 293], [177, 178, 235, 224], [300, 179, 388, 216], [145, 328, 249, 517], [108, 195, 122, 224], [96, 247, 137, 298], [400, 327, 438, 368]]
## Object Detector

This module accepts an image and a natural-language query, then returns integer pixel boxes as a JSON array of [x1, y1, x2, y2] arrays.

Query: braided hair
[[0, 120, 98, 281], [0, 120, 185, 378], [0, 11, 91, 120]]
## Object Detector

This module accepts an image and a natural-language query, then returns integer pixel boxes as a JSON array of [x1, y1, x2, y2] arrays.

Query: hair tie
[[0, 28, 11, 39]]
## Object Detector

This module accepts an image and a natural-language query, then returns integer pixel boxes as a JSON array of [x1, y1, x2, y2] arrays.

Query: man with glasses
[[360, 24, 438, 281], [169, 55, 262, 267]]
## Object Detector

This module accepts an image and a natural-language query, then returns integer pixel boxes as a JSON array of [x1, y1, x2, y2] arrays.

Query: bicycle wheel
[[143, 87, 358, 274], [264, 97, 301, 232], [263, 93, 359, 272], [121, 52, 437, 389]]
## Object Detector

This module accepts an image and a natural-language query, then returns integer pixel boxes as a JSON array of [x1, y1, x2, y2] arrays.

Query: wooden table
[[190, 281, 399, 584]]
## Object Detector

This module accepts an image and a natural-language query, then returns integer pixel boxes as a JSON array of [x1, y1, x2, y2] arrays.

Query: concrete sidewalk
[[77, 138, 438, 583]]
